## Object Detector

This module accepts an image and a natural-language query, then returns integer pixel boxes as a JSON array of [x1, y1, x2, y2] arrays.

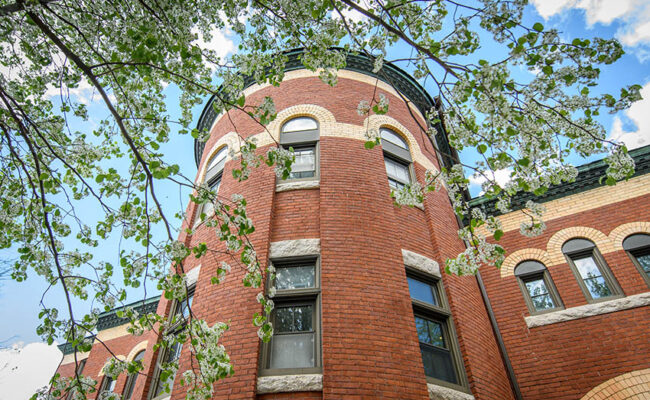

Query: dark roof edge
[[193, 48, 455, 169], [469, 145, 650, 216]]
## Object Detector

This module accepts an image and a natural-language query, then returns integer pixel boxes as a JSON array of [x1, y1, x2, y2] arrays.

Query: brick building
[[56, 51, 650, 400]]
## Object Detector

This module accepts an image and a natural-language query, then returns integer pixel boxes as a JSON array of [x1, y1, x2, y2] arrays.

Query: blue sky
[[1, 1, 650, 396]]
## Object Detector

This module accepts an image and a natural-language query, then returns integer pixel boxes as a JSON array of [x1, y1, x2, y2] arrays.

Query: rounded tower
[[155, 51, 516, 400]]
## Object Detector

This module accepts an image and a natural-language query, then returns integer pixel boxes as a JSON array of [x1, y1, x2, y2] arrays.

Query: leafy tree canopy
[[0, 0, 640, 398]]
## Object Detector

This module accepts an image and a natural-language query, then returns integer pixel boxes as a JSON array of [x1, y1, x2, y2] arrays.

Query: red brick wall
[[481, 194, 650, 399]]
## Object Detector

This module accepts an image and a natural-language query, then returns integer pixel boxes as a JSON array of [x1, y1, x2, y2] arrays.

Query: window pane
[[282, 117, 317, 132], [415, 316, 445, 348], [177, 292, 194, 319], [154, 342, 182, 397], [530, 294, 555, 311], [380, 128, 409, 149], [637, 253, 650, 276], [207, 147, 227, 171], [269, 332, 315, 369], [275, 305, 313, 333], [275, 265, 315, 290], [385, 158, 410, 186], [289, 147, 315, 179], [573, 256, 612, 298], [201, 176, 221, 216], [407, 277, 438, 306], [420, 343, 458, 384], [123, 351, 145, 400]]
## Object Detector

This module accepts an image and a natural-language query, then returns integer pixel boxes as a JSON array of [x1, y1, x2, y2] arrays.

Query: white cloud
[[193, 28, 236, 61], [469, 168, 513, 195], [0, 342, 62, 400], [531, 0, 650, 49], [608, 81, 650, 149]]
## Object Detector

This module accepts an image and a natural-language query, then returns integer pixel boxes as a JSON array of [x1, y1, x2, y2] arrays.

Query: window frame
[[98, 375, 116, 399], [514, 261, 563, 315], [148, 286, 195, 400], [259, 256, 322, 377], [406, 268, 470, 393], [66, 359, 87, 400], [380, 127, 415, 191], [122, 350, 145, 400], [563, 240, 623, 303], [279, 117, 320, 183], [623, 234, 650, 288], [195, 146, 228, 226]]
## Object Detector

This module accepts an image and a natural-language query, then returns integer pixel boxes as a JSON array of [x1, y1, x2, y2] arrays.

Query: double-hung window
[[381, 128, 413, 190], [98, 375, 116, 400], [149, 286, 194, 399], [623, 233, 650, 287], [563, 239, 622, 302], [122, 350, 145, 400], [260, 259, 321, 375], [279, 117, 319, 181], [514, 260, 563, 314], [407, 270, 468, 392], [198, 146, 227, 221]]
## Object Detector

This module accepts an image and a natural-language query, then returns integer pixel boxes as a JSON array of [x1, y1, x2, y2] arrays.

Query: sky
[[1, 1, 650, 398]]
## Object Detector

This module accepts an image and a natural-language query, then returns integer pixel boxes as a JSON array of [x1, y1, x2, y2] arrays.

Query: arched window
[[280, 117, 319, 180], [98, 374, 116, 399], [122, 350, 145, 400], [200, 146, 227, 218], [562, 238, 622, 302], [514, 260, 562, 314], [623, 233, 650, 287], [380, 127, 413, 190]]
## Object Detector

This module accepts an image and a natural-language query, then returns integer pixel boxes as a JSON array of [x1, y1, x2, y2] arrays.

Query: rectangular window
[[201, 175, 221, 217], [385, 157, 410, 189], [406, 271, 469, 392], [98, 376, 116, 399], [572, 255, 613, 299], [286, 145, 316, 179], [523, 276, 557, 311], [260, 259, 321, 376]]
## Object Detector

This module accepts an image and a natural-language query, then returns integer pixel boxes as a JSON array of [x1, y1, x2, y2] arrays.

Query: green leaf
[[532, 22, 544, 32]]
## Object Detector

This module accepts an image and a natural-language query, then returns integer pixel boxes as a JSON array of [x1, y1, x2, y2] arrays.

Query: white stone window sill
[[276, 180, 320, 192], [525, 291, 650, 328], [257, 374, 323, 394], [427, 383, 475, 400]]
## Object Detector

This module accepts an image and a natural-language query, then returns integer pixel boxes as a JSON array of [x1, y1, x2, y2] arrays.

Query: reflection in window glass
[[385, 158, 410, 189], [288, 147, 316, 179], [574, 256, 612, 299], [153, 342, 183, 397], [407, 277, 438, 306], [282, 117, 318, 133], [275, 305, 313, 333], [207, 147, 227, 171], [380, 128, 409, 149], [524, 278, 556, 311], [275, 265, 315, 290], [637, 253, 650, 278], [415, 316, 457, 384]]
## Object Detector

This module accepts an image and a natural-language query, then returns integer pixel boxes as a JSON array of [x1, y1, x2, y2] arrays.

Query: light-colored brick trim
[[525, 291, 650, 328], [365, 114, 438, 173], [61, 351, 90, 366], [95, 323, 131, 342], [185, 264, 201, 287], [581, 368, 650, 400], [500, 248, 552, 278], [609, 222, 650, 251], [269, 238, 321, 259], [402, 249, 441, 277], [256, 374, 323, 394], [546, 226, 614, 266], [276, 180, 320, 192], [427, 383, 475, 400], [97, 354, 126, 376], [126, 341, 148, 362], [196, 132, 239, 184]]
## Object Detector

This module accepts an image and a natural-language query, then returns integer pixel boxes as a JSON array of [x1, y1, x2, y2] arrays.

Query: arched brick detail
[[97, 355, 126, 376], [125, 340, 148, 362], [266, 104, 337, 143], [547, 226, 614, 266], [581, 368, 650, 400], [500, 248, 551, 278], [365, 114, 438, 173], [609, 222, 650, 251], [196, 132, 239, 184]]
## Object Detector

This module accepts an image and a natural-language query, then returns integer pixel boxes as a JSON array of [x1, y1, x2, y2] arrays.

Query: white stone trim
[[257, 374, 323, 394], [427, 383, 475, 400], [185, 265, 201, 286], [269, 239, 321, 259], [402, 249, 441, 277], [276, 180, 320, 192], [61, 351, 90, 365], [525, 292, 650, 328]]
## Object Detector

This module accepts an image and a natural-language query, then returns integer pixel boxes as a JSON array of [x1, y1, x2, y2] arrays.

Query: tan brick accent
[[97, 354, 126, 376], [480, 174, 650, 234], [61, 351, 90, 366], [546, 226, 614, 266], [125, 340, 148, 362], [196, 132, 239, 184], [581, 368, 650, 400], [500, 248, 552, 278], [609, 222, 650, 251]]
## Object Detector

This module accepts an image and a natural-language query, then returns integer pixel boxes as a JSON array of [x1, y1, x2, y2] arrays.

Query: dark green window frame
[[279, 117, 320, 183], [148, 286, 195, 400], [259, 257, 321, 376], [98, 375, 116, 399], [514, 260, 563, 315], [562, 239, 623, 303], [406, 268, 470, 393], [381, 127, 415, 191], [123, 350, 145, 400], [623, 233, 650, 288]]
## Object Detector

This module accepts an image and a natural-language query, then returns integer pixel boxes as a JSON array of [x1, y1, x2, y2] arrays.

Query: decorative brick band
[[269, 238, 321, 259], [402, 249, 440, 277], [98, 354, 126, 376], [126, 341, 148, 362], [609, 222, 650, 251], [525, 292, 650, 328], [61, 351, 90, 366], [185, 264, 201, 286], [257, 374, 323, 394], [546, 226, 614, 266], [580, 368, 650, 400], [196, 132, 239, 185], [427, 383, 475, 400], [500, 248, 552, 278], [276, 180, 320, 192]]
